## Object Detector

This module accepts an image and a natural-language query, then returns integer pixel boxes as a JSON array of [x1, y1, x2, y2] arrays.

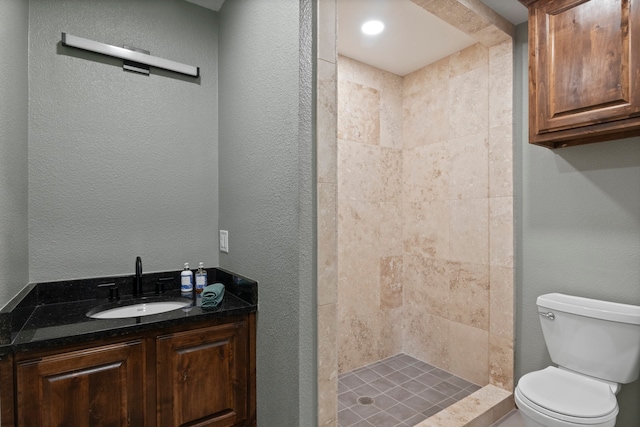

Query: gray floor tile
[[432, 380, 462, 397], [371, 363, 396, 376], [341, 373, 367, 390], [338, 408, 362, 427], [365, 411, 402, 427], [369, 376, 397, 393], [353, 383, 383, 398], [418, 387, 448, 405], [402, 394, 432, 413], [385, 370, 411, 386], [386, 385, 413, 402], [386, 402, 419, 422], [351, 419, 374, 427], [429, 368, 453, 380], [337, 354, 481, 427], [372, 393, 399, 410], [415, 372, 443, 387], [339, 390, 359, 407], [399, 364, 425, 378], [355, 368, 382, 383], [350, 402, 381, 419], [400, 378, 429, 394]]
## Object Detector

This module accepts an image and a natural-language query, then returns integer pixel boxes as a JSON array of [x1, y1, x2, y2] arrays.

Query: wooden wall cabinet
[[520, 0, 640, 148], [2, 314, 256, 427]]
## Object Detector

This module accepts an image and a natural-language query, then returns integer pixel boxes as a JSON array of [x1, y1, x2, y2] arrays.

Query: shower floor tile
[[337, 353, 481, 427]]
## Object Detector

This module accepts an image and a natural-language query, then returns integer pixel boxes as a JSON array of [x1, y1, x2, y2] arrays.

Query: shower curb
[[414, 384, 514, 427]]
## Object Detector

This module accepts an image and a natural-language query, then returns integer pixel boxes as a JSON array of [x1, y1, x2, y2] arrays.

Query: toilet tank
[[537, 293, 640, 384]]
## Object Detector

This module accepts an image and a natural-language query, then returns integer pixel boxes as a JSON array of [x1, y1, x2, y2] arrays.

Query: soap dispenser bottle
[[181, 263, 194, 298], [195, 262, 208, 306]]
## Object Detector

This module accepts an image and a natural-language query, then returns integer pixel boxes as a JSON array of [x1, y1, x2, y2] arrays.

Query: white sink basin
[[88, 299, 191, 319]]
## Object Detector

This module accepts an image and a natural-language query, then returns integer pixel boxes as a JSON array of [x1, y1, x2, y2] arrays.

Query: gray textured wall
[[218, 0, 316, 425], [515, 23, 640, 426], [28, 0, 219, 282], [0, 0, 29, 305]]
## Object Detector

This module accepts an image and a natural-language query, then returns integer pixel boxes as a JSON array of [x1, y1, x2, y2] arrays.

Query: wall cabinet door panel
[[521, 0, 640, 147]]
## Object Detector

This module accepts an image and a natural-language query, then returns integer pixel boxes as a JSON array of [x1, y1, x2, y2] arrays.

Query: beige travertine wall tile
[[337, 140, 381, 202], [403, 57, 449, 98], [318, 303, 337, 426], [449, 261, 489, 330], [377, 307, 404, 360], [317, 59, 337, 185], [490, 334, 514, 391], [489, 40, 513, 129], [473, 23, 512, 47], [403, 200, 450, 259], [337, 312, 379, 372], [318, 183, 337, 306], [449, 322, 489, 385], [337, 80, 380, 145], [404, 313, 451, 370], [403, 84, 449, 148], [489, 124, 513, 198], [380, 147, 403, 202], [317, 0, 336, 63], [404, 255, 450, 319], [489, 197, 513, 268], [380, 201, 404, 256], [381, 92, 403, 149], [449, 133, 489, 200], [380, 256, 403, 310], [449, 43, 488, 78], [490, 266, 514, 340], [337, 308, 403, 373], [403, 142, 450, 203], [449, 66, 488, 139], [449, 198, 489, 265]]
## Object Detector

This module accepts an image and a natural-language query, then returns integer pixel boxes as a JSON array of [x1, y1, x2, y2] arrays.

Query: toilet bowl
[[515, 367, 618, 427], [515, 293, 640, 427]]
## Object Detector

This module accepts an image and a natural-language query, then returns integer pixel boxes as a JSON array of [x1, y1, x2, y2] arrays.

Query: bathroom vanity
[[0, 268, 257, 427]]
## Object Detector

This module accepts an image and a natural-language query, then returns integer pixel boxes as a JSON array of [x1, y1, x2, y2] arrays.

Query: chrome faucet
[[134, 256, 143, 297]]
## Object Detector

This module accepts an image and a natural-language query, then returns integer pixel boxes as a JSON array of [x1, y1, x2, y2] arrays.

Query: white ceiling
[[337, 0, 527, 76], [183, 0, 528, 77]]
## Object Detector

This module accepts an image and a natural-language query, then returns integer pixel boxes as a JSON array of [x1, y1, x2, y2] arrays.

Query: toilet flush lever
[[539, 311, 555, 320]]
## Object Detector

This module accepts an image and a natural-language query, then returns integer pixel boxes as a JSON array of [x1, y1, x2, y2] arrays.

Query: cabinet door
[[156, 321, 248, 427], [525, 0, 640, 147], [16, 340, 145, 426]]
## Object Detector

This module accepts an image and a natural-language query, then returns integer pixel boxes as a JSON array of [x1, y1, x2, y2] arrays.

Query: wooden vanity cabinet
[[1, 313, 256, 427], [520, 0, 640, 148], [156, 320, 248, 427], [15, 340, 146, 426]]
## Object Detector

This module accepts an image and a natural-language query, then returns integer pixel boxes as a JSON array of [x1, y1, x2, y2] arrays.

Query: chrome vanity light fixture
[[61, 33, 200, 77]]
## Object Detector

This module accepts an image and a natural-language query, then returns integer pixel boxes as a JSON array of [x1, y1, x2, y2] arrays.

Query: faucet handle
[[156, 277, 173, 295]]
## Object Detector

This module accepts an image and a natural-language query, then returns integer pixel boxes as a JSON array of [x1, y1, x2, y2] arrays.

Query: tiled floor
[[338, 353, 482, 427]]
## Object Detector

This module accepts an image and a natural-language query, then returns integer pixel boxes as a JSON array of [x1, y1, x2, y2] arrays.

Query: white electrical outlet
[[219, 230, 229, 253]]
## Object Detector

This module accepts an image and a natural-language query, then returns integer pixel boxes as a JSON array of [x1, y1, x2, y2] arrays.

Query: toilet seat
[[516, 367, 618, 425]]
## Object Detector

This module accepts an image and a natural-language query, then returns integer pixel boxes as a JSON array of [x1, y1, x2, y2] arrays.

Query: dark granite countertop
[[0, 267, 257, 355]]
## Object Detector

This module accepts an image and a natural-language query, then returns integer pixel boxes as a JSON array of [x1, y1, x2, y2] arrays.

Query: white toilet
[[515, 293, 640, 427]]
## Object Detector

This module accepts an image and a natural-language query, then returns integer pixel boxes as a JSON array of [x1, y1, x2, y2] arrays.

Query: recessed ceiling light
[[361, 20, 385, 36]]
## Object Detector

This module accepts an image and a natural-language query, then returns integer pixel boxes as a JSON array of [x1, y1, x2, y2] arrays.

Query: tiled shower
[[316, 1, 516, 425]]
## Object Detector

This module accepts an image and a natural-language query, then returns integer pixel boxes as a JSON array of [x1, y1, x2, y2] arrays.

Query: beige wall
[[336, 41, 513, 388]]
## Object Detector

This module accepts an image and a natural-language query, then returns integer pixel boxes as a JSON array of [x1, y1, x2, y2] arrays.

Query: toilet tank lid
[[537, 293, 640, 325]]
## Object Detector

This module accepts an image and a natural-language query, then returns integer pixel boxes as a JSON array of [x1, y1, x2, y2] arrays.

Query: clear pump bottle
[[195, 262, 208, 306]]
